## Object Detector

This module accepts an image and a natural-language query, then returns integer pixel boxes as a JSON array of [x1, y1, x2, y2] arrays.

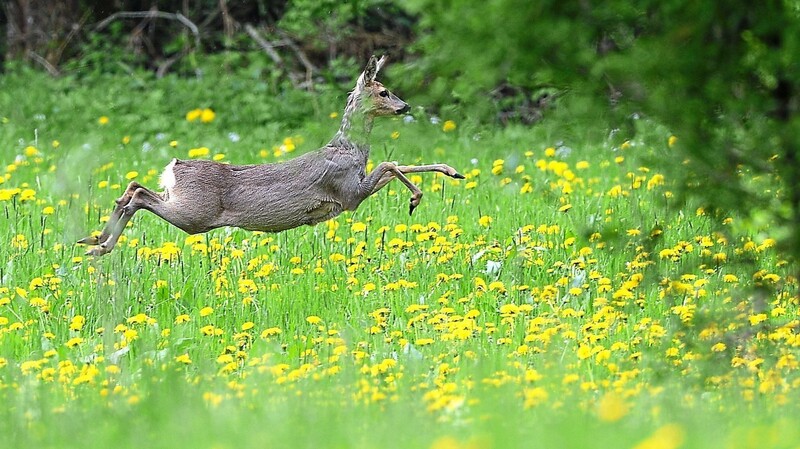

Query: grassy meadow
[[0, 69, 798, 449]]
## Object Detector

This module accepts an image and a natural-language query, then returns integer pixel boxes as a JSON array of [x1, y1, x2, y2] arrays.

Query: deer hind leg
[[78, 181, 145, 246], [365, 163, 465, 214], [83, 185, 168, 256]]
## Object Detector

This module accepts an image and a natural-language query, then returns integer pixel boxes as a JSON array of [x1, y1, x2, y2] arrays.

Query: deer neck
[[332, 92, 374, 152]]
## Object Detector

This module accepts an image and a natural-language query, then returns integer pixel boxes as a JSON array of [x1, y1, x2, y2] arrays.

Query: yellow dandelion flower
[[260, 327, 282, 338], [69, 315, 86, 331], [596, 392, 630, 422], [186, 109, 202, 122], [65, 337, 84, 348], [200, 108, 216, 123], [632, 424, 685, 449], [442, 120, 457, 132], [175, 353, 192, 364], [668, 135, 678, 147], [199, 306, 214, 317], [306, 315, 323, 325], [478, 215, 493, 227], [125, 171, 138, 180], [98, 116, 109, 125], [577, 344, 592, 360], [523, 387, 549, 408], [187, 147, 210, 158]]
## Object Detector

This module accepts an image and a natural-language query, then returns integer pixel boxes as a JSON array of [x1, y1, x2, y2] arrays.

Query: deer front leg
[[366, 163, 465, 212], [78, 181, 144, 246], [360, 162, 425, 214], [370, 163, 465, 193]]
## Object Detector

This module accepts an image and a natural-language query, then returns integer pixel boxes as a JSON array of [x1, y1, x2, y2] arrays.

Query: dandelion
[[306, 316, 323, 325], [186, 109, 202, 121], [69, 315, 86, 331], [199, 307, 214, 317], [125, 171, 138, 180], [442, 120, 457, 132], [523, 387, 549, 408], [98, 116, 109, 125], [65, 337, 84, 348], [632, 424, 685, 449], [188, 147, 210, 158], [711, 342, 726, 352], [200, 108, 214, 124], [11, 234, 28, 250], [478, 215, 493, 228], [596, 392, 630, 422], [260, 327, 282, 338]]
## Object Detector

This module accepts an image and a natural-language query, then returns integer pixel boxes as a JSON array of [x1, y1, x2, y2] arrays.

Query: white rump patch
[[159, 159, 177, 192]]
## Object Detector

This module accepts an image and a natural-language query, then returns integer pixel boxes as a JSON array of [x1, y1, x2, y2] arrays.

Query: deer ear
[[363, 56, 377, 82], [364, 55, 383, 82]]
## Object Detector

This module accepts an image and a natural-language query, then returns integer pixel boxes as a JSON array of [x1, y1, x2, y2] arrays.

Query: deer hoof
[[77, 236, 99, 245], [453, 172, 465, 179], [409, 194, 422, 215], [86, 244, 110, 257]]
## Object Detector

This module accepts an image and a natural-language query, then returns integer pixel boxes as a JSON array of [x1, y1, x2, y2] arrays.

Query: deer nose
[[396, 103, 410, 114]]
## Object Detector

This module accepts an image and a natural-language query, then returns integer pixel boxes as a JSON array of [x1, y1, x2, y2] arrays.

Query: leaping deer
[[78, 55, 464, 256]]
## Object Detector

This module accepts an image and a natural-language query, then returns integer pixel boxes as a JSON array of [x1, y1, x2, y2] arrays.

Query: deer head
[[353, 55, 409, 117]]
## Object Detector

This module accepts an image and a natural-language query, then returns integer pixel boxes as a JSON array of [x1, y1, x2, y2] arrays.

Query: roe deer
[[78, 55, 464, 256]]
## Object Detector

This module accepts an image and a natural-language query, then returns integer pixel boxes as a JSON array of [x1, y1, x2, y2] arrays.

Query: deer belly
[[226, 199, 342, 232]]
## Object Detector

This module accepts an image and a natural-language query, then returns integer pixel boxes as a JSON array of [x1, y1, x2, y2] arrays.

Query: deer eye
[[379, 90, 389, 97]]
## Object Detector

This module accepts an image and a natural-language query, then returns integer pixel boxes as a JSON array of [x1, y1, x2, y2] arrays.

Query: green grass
[[1, 68, 798, 449]]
